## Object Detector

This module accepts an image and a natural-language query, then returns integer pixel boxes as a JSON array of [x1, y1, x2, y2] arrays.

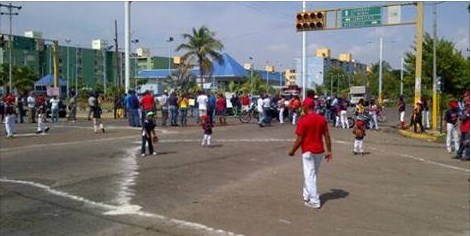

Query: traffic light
[[296, 10, 327, 32]]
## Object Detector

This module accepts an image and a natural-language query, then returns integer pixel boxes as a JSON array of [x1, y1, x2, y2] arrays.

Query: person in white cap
[[141, 111, 158, 156]]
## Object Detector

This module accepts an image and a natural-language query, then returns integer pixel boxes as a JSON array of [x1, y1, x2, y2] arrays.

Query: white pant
[[292, 112, 297, 125], [93, 118, 104, 133], [400, 111, 405, 122], [335, 115, 340, 127], [202, 134, 212, 145], [340, 110, 348, 129], [422, 110, 430, 128], [354, 139, 364, 153], [37, 113, 47, 132], [446, 123, 459, 152], [370, 113, 378, 130], [302, 152, 324, 206], [5, 114, 16, 136], [279, 107, 285, 124]]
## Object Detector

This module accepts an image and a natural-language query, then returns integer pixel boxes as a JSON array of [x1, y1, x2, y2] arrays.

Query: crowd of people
[[1, 88, 469, 162]]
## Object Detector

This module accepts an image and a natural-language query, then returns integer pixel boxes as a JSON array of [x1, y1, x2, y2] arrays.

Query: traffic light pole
[[414, 2, 424, 105], [302, 1, 307, 100]]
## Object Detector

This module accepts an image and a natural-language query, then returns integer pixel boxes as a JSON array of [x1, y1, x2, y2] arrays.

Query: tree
[[176, 26, 224, 89], [324, 67, 349, 97], [239, 73, 273, 95], [366, 61, 399, 100], [403, 33, 470, 98], [0, 63, 37, 94], [164, 61, 197, 94]]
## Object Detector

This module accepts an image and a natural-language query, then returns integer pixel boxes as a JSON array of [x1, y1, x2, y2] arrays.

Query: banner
[[387, 6, 401, 24]]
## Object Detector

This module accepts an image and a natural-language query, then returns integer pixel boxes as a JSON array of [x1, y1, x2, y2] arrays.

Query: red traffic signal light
[[295, 11, 327, 32]]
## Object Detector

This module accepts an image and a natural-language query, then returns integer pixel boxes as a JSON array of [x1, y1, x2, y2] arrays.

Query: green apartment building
[[0, 33, 172, 93]]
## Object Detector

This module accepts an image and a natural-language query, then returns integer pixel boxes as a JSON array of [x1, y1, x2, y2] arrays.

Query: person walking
[[68, 92, 77, 122], [398, 96, 406, 130], [262, 93, 272, 126], [353, 117, 366, 155], [50, 96, 60, 123], [4, 99, 16, 138], [201, 115, 214, 147], [27, 92, 36, 123], [257, 94, 265, 127], [141, 111, 158, 157], [288, 97, 332, 209], [339, 97, 349, 129], [445, 100, 460, 154], [421, 95, 430, 129], [207, 92, 216, 124], [197, 91, 208, 124], [128, 91, 140, 127], [92, 94, 105, 134], [87, 93, 96, 121], [17, 93, 26, 123], [278, 95, 286, 124], [159, 91, 169, 127], [216, 93, 227, 125], [368, 99, 379, 131], [289, 95, 301, 125], [410, 102, 424, 133], [36, 104, 50, 134]]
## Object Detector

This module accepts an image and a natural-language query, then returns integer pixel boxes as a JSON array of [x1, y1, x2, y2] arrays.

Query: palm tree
[[176, 26, 224, 89], [164, 61, 197, 93], [13, 66, 37, 94]]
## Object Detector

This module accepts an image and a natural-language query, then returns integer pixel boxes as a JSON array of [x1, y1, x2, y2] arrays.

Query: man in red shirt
[[241, 92, 250, 111], [289, 94, 332, 209], [140, 90, 155, 125]]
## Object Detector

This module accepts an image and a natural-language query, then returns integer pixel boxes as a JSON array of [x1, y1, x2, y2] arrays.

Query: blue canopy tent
[[34, 74, 67, 96]]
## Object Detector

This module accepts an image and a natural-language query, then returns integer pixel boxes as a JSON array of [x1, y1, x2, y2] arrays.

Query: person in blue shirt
[[207, 92, 217, 124]]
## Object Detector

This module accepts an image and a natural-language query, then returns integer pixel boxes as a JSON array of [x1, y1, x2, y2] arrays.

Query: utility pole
[[432, 2, 438, 131], [302, 1, 307, 100], [400, 57, 404, 96], [379, 37, 383, 104], [124, 1, 131, 93], [65, 38, 71, 99], [114, 20, 120, 89], [0, 3, 21, 94]]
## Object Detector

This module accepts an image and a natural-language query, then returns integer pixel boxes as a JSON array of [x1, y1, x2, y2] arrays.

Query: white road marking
[[334, 140, 469, 173], [53, 125, 177, 134], [0, 177, 244, 236], [114, 147, 141, 206], [0, 135, 138, 152]]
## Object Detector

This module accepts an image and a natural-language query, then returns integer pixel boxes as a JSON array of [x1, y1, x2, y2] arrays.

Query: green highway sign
[[341, 6, 382, 28]]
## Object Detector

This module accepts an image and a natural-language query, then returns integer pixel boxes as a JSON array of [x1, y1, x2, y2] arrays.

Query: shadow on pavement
[[320, 189, 349, 206]]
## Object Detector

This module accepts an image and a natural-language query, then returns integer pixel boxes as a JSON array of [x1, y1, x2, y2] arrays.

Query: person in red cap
[[201, 115, 214, 147], [352, 118, 366, 155], [288, 96, 332, 209]]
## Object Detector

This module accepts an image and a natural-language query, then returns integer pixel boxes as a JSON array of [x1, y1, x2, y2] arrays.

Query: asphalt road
[[0, 109, 469, 236]]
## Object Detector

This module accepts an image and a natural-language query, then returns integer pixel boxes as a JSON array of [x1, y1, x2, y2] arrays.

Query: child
[[201, 115, 213, 147], [141, 111, 158, 157], [36, 105, 50, 134], [353, 117, 366, 155], [92, 98, 105, 134]]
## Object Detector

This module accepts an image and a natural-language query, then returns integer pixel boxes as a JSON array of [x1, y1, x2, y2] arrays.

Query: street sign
[[341, 6, 382, 28]]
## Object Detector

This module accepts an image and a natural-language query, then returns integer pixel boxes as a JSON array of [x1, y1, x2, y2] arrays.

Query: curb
[[398, 129, 443, 142]]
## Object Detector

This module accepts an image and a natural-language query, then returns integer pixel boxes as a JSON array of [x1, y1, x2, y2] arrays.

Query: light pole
[[279, 63, 282, 88], [369, 37, 394, 103], [400, 57, 404, 96], [265, 61, 270, 93], [0, 3, 21, 94], [65, 38, 71, 99], [166, 37, 174, 77], [249, 56, 254, 94], [130, 39, 139, 91]]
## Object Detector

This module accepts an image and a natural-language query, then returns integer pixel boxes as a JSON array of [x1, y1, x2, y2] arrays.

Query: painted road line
[[53, 125, 177, 134], [0, 177, 244, 236], [334, 140, 469, 173], [0, 135, 139, 153]]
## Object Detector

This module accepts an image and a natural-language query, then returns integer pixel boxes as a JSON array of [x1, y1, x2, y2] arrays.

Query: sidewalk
[[398, 128, 445, 142]]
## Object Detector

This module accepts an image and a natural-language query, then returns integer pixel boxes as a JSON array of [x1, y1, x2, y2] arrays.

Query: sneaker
[[304, 201, 321, 209], [353, 152, 357, 155], [35, 130, 41, 134], [447, 147, 452, 154], [152, 152, 157, 155], [45, 127, 50, 133], [101, 128, 105, 133], [201, 142, 205, 147], [141, 153, 146, 157]]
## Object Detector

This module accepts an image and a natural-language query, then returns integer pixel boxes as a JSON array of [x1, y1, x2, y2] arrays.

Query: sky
[[2, 1, 470, 71]]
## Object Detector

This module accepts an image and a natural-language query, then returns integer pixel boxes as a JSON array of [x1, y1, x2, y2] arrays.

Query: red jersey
[[141, 94, 155, 111], [295, 112, 328, 154], [241, 95, 250, 106], [216, 97, 226, 111], [5, 95, 15, 104]]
